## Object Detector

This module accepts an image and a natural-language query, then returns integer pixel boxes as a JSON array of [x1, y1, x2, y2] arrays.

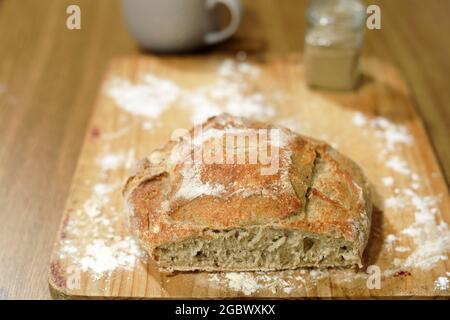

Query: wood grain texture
[[0, 0, 449, 299], [48, 55, 449, 299]]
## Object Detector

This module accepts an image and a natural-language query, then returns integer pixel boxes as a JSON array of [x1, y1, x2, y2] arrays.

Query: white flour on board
[[207, 105, 449, 296], [209, 271, 301, 296], [434, 276, 449, 291], [79, 238, 141, 276], [352, 112, 413, 153], [96, 149, 136, 172], [381, 176, 394, 187], [106, 59, 275, 124], [353, 112, 449, 274]]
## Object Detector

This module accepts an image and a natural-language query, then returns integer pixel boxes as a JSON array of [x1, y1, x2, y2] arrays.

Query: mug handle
[[204, 0, 242, 45]]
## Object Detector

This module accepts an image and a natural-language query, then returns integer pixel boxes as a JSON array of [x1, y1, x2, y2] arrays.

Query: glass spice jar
[[304, 0, 365, 90]]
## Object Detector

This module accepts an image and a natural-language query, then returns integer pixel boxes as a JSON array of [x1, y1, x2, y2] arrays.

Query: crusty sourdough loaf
[[123, 114, 372, 272]]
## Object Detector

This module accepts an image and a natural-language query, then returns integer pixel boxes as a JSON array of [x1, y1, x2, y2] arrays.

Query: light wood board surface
[[48, 55, 449, 299]]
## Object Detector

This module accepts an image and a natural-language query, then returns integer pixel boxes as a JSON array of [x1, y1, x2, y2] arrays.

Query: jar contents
[[304, 0, 365, 90]]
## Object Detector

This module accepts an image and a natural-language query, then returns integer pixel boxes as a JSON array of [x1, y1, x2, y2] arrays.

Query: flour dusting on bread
[[176, 161, 226, 201]]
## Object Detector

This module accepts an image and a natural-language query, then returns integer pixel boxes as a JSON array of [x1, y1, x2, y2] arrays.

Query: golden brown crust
[[123, 114, 372, 263]]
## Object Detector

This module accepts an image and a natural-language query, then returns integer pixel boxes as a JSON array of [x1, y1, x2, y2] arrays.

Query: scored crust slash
[[123, 114, 372, 272]]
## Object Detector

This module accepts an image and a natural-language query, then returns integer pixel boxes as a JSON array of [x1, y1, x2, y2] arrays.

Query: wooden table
[[0, 0, 448, 300]]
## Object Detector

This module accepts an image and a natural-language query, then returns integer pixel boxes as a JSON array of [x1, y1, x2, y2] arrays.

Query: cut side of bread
[[123, 114, 372, 272], [155, 227, 360, 272]]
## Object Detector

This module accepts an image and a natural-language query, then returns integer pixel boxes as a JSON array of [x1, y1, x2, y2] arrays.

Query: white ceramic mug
[[120, 0, 242, 52]]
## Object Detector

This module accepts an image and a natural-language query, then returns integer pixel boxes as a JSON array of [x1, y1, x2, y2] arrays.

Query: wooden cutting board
[[48, 54, 450, 299]]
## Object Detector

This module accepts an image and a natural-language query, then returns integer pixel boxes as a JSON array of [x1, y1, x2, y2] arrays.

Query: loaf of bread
[[123, 114, 372, 272]]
